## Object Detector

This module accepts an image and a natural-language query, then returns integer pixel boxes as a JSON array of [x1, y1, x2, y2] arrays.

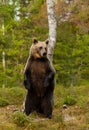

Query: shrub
[[64, 95, 77, 106], [11, 111, 28, 127], [0, 87, 26, 105], [0, 97, 9, 107]]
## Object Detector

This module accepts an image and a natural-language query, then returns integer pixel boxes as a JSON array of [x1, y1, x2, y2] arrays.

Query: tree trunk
[[46, 0, 57, 63], [2, 51, 6, 88]]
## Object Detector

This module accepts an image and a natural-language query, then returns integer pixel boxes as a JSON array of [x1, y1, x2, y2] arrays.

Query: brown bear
[[24, 38, 55, 119]]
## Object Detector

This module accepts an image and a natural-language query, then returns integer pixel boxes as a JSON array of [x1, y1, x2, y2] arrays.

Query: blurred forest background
[[0, 0, 89, 88]]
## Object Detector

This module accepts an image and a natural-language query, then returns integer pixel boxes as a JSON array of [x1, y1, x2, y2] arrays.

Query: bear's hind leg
[[24, 94, 31, 116], [41, 93, 53, 119], [24, 92, 40, 116]]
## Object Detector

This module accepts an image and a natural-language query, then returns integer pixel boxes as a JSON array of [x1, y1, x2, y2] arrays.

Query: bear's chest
[[30, 60, 48, 97], [30, 61, 46, 77]]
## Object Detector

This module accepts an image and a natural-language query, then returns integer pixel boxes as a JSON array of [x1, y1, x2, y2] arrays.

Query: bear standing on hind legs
[[24, 38, 55, 119]]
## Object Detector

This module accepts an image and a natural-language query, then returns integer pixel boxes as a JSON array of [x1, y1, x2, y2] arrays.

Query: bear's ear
[[33, 38, 38, 44], [45, 39, 49, 45]]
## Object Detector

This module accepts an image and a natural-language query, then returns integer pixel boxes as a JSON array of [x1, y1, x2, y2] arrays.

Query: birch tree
[[2, 51, 6, 88], [46, 0, 57, 63], [24, 0, 57, 72]]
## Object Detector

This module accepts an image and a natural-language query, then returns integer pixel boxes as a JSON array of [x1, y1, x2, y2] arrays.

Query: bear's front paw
[[24, 80, 30, 90], [44, 78, 49, 87], [45, 114, 52, 119]]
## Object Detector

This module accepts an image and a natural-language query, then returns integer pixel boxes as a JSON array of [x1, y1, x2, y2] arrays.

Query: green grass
[[64, 95, 77, 106], [0, 87, 26, 105], [0, 85, 89, 130], [0, 97, 9, 107], [11, 111, 29, 127]]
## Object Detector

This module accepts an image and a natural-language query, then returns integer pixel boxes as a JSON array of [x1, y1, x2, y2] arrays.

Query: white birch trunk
[[46, 0, 57, 63], [2, 22, 5, 36], [2, 51, 6, 88]]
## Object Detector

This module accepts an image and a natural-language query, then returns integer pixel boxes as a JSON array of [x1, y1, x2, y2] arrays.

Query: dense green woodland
[[0, 0, 89, 87]]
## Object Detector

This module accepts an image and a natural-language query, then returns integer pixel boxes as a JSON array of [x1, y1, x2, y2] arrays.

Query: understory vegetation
[[0, 85, 89, 130]]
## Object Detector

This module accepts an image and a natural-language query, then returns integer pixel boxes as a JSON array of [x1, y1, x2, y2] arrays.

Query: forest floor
[[0, 85, 89, 130]]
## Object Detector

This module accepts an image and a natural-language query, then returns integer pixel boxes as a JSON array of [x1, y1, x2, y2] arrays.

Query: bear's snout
[[43, 52, 47, 56]]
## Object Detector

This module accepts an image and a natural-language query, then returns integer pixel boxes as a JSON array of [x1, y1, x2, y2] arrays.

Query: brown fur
[[29, 58, 49, 97], [24, 39, 55, 118]]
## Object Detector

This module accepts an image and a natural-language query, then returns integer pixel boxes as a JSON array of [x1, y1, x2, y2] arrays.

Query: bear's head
[[30, 38, 49, 59]]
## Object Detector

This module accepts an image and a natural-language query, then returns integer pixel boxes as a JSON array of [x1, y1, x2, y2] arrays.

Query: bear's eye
[[45, 48, 47, 50], [39, 47, 42, 50]]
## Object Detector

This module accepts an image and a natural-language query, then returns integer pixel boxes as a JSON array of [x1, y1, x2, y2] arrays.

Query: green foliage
[[0, 97, 9, 107], [30, 0, 45, 14], [0, 0, 89, 88], [11, 111, 28, 127], [0, 87, 26, 105], [64, 95, 77, 106], [54, 22, 89, 86], [0, 4, 15, 24]]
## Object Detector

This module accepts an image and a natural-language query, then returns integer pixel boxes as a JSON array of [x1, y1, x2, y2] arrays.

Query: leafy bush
[[30, 0, 44, 14], [11, 111, 28, 127], [0, 87, 26, 105], [54, 22, 89, 86], [0, 97, 9, 107], [64, 95, 77, 106]]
